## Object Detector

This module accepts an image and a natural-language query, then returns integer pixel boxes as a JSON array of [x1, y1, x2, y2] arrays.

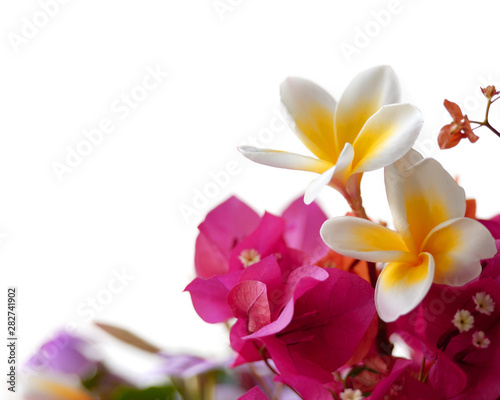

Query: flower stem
[[469, 97, 500, 138], [346, 193, 368, 220], [418, 355, 426, 382], [248, 362, 274, 399], [345, 192, 379, 287], [339, 174, 369, 220], [485, 121, 500, 137], [342, 181, 380, 287]]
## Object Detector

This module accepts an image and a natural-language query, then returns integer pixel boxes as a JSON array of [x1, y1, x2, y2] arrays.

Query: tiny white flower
[[238, 249, 261, 267], [473, 292, 495, 315], [452, 309, 474, 332], [340, 388, 364, 400], [472, 331, 491, 349]]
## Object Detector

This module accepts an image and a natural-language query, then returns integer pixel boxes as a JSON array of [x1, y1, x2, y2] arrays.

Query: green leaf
[[111, 385, 177, 400]]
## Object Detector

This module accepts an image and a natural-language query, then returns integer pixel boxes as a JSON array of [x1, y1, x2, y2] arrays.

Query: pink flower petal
[[196, 196, 260, 278], [369, 359, 412, 400], [184, 271, 240, 323], [230, 213, 286, 271], [238, 386, 268, 400], [281, 196, 329, 261], [195, 232, 230, 278], [245, 266, 329, 339], [263, 269, 375, 382], [428, 353, 467, 398], [275, 374, 333, 400], [229, 281, 271, 333], [230, 320, 264, 367]]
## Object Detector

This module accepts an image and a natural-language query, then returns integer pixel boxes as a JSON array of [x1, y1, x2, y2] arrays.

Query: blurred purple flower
[[25, 331, 97, 378]]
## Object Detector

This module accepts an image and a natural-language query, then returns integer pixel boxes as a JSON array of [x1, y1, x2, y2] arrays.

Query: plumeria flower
[[321, 150, 497, 322], [239, 66, 423, 208]]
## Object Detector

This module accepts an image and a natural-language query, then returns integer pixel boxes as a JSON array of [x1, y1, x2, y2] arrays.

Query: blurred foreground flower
[[25, 331, 97, 379], [24, 377, 96, 400]]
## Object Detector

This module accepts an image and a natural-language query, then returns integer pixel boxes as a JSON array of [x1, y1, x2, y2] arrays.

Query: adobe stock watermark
[[178, 108, 291, 224], [20, 267, 134, 380], [51, 64, 169, 182], [212, 0, 244, 21], [7, 0, 72, 53], [340, 0, 413, 63], [75, 267, 135, 322]]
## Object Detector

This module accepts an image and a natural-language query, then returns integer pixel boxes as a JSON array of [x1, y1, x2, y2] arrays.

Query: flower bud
[[481, 85, 498, 99]]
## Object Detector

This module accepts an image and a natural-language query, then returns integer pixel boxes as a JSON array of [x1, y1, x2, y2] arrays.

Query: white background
[[2, 0, 500, 389]]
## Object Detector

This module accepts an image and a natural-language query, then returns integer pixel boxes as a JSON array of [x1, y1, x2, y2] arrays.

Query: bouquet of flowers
[[23, 66, 500, 400]]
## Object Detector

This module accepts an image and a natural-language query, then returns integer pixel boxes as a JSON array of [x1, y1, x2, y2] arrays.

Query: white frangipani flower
[[321, 150, 497, 322], [239, 66, 423, 208]]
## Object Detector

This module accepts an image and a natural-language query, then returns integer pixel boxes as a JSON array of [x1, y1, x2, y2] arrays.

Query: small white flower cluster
[[451, 292, 495, 349]]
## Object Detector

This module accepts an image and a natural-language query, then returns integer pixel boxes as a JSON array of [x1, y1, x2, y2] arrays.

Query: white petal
[[389, 148, 424, 172], [375, 253, 435, 322], [384, 150, 424, 252], [350, 104, 423, 174], [320, 217, 414, 263], [239, 146, 333, 173], [385, 157, 466, 251], [304, 166, 335, 205], [335, 66, 400, 150], [422, 217, 497, 286], [331, 142, 355, 186], [280, 77, 338, 162], [303, 143, 354, 204]]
